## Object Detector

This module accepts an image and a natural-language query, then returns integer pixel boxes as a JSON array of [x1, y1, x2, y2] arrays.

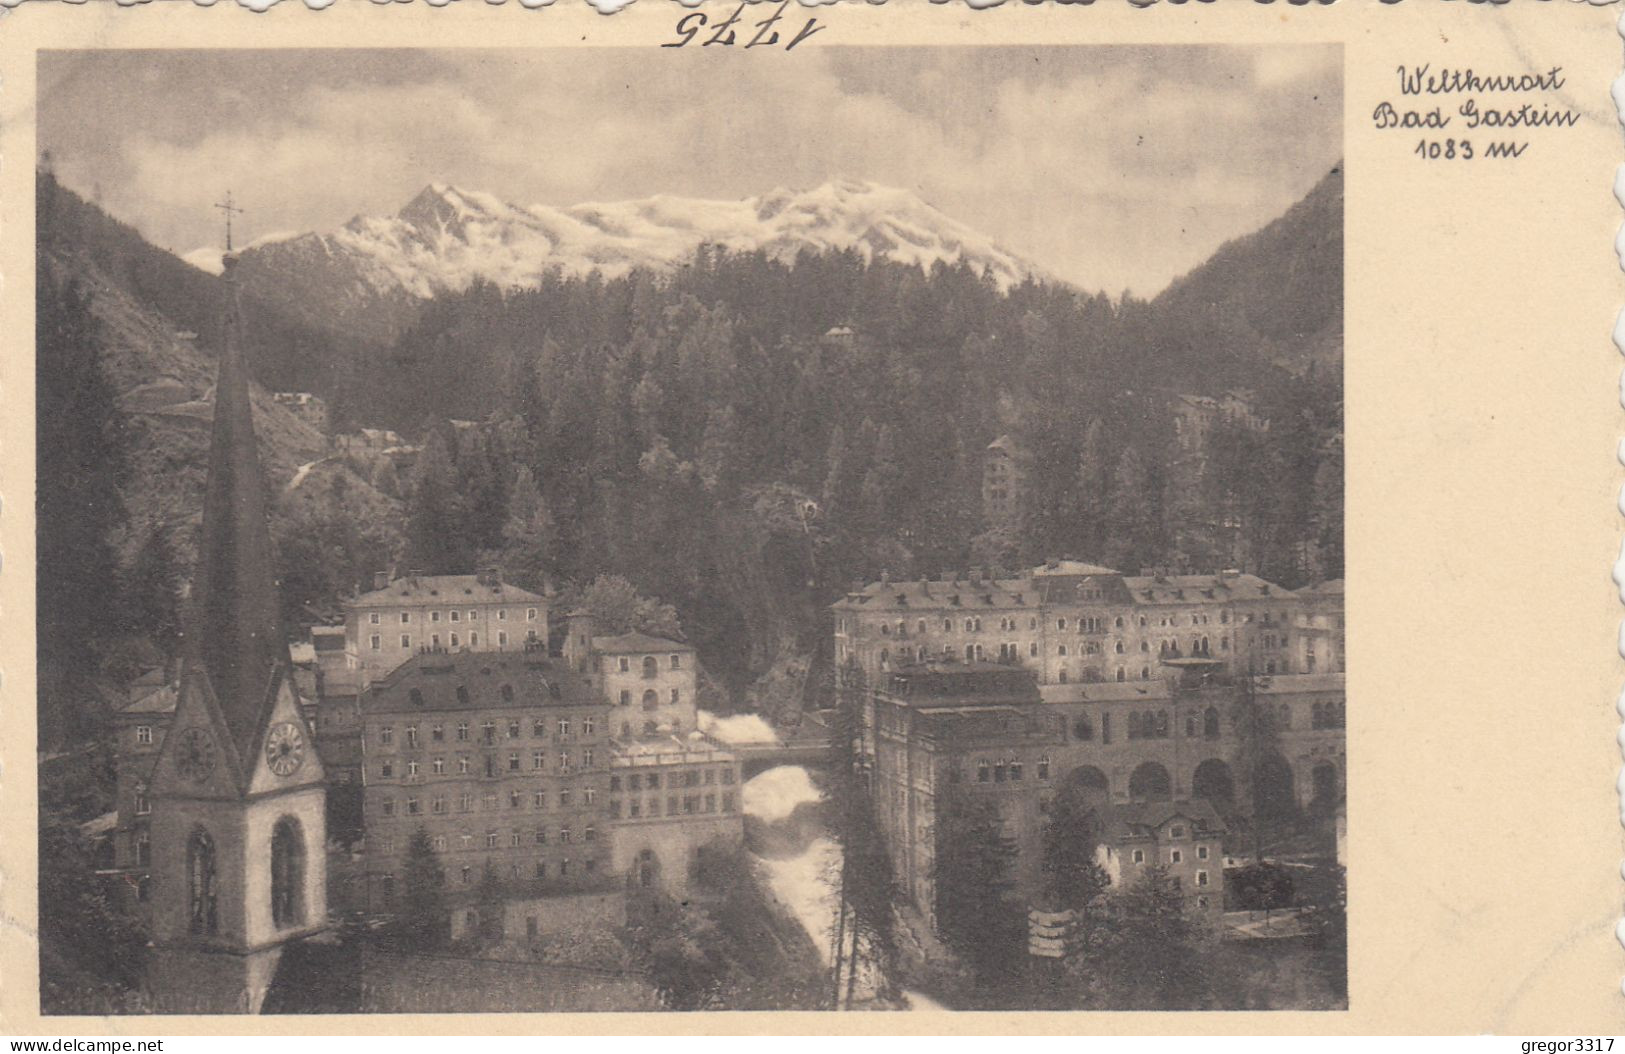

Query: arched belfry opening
[[188, 827, 219, 937], [270, 816, 306, 928]]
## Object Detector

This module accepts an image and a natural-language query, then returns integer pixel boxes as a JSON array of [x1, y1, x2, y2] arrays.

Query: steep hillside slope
[[37, 176, 403, 575], [1152, 164, 1343, 377]]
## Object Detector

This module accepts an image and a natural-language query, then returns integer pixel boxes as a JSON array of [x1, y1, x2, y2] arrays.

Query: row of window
[[377, 826, 597, 854], [369, 607, 539, 626], [855, 608, 1295, 638], [617, 688, 682, 708], [378, 718, 596, 747], [376, 749, 594, 780], [962, 757, 1052, 784], [1127, 845, 1213, 882], [611, 655, 684, 675], [609, 768, 733, 792], [370, 629, 538, 650], [610, 791, 735, 818], [375, 855, 596, 900], [1311, 701, 1347, 729], [377, 787, 599, 817]]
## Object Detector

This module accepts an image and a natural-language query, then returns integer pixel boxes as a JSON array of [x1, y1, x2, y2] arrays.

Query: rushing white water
[[742, 764, 951, 1011], [742, 765, 822, 823], [699, 709, 781, 745], [756, 836, 841, 966]]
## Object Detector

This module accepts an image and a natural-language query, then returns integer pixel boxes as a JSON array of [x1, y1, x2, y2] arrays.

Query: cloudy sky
[[40, 45, 1340, 296]]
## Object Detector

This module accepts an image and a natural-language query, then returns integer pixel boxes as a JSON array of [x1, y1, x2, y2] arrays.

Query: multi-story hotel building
[[358, 612, 743, 909], [857, 562, 1345, 927], [344, 569, 549, 681], [834, 561, 1312, 689], [359, 648, 613, 905]]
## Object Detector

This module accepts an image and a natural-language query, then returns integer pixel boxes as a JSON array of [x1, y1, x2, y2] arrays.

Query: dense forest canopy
[[37, 165, 1342, 732]]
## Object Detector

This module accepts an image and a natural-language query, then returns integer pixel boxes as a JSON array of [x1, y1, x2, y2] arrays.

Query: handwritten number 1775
[[663, 2, 825, 50]]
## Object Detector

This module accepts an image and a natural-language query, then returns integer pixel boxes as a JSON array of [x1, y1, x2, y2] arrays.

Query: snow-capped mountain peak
[[215, 179, 1048, 304]]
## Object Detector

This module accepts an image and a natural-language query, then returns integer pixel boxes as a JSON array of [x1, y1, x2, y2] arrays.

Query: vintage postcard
[[0, 0, 1618, 1036]]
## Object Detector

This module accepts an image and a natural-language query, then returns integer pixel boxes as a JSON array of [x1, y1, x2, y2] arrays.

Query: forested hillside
[[36, 165, 1342, 740]]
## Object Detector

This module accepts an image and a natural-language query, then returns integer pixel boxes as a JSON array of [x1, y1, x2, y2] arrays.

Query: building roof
[[187, 253, 294, 772], [592, 631, 693, 655], [1031, 560, 1120, 577], [360, 649, 600, 715], [831, 577, 1033, 612], [121, 684, 178, 716], [833, 568, 1295, 611], [1097, 799, 1226, 843], [1039, 680, 1172, 705], [349, 574, 546, 609], [1119, 572, 1290, 605], [1032, 571, 1134, 606], [880, 662, 1043, 708], [1296, 579, 1345, 598]]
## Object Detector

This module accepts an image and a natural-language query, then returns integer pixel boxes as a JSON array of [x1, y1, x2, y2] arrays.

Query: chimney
[[563, 609, 595, 674], [880, 569, 890, 586], [407, 568, 423, 588], [372, 570, 391, 591], [476, 567, 500, 587]]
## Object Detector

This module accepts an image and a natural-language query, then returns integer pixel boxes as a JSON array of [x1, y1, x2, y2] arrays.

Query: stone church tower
[[145, 250, 326, 1013]]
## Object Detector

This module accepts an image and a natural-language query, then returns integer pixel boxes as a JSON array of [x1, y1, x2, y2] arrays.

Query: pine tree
[[400, 826, 448, 950], [1091, 864, 1208, 1009], [1103, 446, 1155, 571], [474, 859, 505, 942], [37, 263, 128, 747], [491, 465, 553, 592], [1040, 784, 1109, 912], [122, 519, 183, 657], [933, 790, 1023, 994], [405, 429, 472, 574], [696, 405, 742, 495], [827, 659, 898, 1006]]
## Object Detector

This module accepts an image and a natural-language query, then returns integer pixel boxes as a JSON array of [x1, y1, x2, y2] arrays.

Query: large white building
[[343, 569, 549, 682]]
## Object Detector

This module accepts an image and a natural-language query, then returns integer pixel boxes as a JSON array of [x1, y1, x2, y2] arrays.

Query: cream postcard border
[[0, 0, 1619, 1035]]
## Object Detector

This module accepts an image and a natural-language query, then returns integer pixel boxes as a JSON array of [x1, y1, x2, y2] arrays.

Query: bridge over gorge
[[704, 718, 833, 779]]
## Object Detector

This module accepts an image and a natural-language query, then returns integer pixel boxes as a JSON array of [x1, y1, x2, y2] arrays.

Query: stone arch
[[1252, 753, 1297, 818], [1191, 758, 1235, 805], [1128, 761, 1172, 802], [1062, 765, 1110, 807], [271, 815, 306, 929], [188, 826, 218, 936]]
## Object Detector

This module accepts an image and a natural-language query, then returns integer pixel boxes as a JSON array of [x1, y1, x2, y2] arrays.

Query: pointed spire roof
[[188, 251, 292, 769]]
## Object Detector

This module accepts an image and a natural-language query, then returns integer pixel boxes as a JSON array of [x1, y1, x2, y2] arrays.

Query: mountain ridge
[[186, 180, 1052, 345]]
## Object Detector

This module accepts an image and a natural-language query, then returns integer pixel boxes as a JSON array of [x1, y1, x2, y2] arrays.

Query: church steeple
[[146, 207, 327, 1014], [190, 249, 290, 775]]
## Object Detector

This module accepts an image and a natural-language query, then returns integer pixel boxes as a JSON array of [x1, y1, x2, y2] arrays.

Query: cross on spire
[[213, 191, 244, 252]]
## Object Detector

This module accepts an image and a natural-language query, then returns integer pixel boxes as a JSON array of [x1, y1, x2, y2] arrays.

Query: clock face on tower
[[176, 727, 217, 784], [264, 721, 307, 777]]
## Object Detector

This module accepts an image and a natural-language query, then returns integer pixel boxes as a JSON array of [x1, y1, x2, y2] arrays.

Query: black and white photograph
[[34, 43, 1345, 1015]]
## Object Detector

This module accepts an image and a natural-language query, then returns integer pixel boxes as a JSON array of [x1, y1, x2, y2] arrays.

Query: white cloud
[[46, 46, 1340, 296]]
